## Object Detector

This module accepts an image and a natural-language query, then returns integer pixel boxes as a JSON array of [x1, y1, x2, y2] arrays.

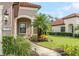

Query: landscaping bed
[[2, 36, 39, 56]]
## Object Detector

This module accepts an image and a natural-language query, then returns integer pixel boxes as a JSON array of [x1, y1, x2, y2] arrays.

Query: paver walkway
[[30, 42, 61, 56]]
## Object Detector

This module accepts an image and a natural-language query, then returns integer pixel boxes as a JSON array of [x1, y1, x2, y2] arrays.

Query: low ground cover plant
[[63, 45, 79, 56]]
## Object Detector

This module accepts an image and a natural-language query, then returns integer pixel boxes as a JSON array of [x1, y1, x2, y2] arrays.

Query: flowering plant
[[38, 35, 48, 41]]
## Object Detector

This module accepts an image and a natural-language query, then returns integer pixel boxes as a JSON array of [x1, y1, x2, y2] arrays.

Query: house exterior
[[0, 2, 41, 38], [52, 13, 79, 34]]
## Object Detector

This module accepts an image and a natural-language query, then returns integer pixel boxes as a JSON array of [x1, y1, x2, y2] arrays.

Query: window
[[61, 27, 65, 32], [19, 23, 26, 33]]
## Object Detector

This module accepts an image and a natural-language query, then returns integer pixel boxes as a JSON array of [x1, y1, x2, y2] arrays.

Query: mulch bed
[[52, 48, 69, 56]]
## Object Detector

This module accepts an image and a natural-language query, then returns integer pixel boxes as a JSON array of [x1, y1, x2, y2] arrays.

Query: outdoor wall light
[[3, 10, 9, 25]]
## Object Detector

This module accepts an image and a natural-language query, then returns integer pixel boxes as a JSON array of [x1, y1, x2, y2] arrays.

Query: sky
[[33, 2, 79, 18]]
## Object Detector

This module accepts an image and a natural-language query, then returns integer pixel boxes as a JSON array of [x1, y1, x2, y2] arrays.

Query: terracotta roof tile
[[19, 2, 41, 9], [52, 19, 64, 26], [52, 13, 79, 26], [62, 13, 79, 19]]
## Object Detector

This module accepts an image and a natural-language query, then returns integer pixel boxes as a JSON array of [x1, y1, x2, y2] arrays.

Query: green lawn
[[37, 35, 79, 56]]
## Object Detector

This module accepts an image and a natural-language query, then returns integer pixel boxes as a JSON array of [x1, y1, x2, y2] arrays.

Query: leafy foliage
[[33, 13, 51, 36], [38, 35, 48, 41], [63, 45, 79, 56], [48, 32, 73, 36], [48, 32, 79, 38], [2, 36, 32, 56], [15, 36, 32, 56], [2, 36, 14, 55]]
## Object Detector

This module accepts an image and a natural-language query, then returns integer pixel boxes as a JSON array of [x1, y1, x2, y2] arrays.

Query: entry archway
[[14, 15, 33, 37], [17, 18, 31, 37]]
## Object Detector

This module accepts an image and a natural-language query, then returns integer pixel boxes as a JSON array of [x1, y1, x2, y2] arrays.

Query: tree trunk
[[37, 28, 42, 40]]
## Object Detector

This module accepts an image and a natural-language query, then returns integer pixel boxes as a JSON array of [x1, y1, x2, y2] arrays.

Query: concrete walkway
[[30, 42, 61, 56]]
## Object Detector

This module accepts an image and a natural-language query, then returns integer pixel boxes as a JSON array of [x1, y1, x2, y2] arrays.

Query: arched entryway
[[14, 15, 33, 38], [17, 18, 31, 37]]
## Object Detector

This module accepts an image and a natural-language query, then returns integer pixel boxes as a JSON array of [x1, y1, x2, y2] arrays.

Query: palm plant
[[33, 13, 51, 39]]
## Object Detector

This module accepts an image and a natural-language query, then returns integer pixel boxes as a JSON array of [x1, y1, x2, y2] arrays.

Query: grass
[[37, 35, 79, 56]]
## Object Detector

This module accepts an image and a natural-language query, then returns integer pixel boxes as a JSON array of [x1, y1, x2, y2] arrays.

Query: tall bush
[[15, 36, 32, 56], [2, 36, 32, 56], [2, 36, 14, 55]]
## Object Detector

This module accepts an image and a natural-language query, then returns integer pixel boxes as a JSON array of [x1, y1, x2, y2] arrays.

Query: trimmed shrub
[[48, 32, 73, 36], [74, 34, 79, 38], [48, 32, 79, 37], [48, 32, 79, 38], [38, 35, 48, 41]]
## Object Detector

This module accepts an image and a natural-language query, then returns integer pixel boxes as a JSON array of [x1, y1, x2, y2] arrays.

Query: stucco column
[[0, 5, 3, 55], [14, 19, 17, 38], [65, 24, 67, 32], [31, 18, 34, 37]]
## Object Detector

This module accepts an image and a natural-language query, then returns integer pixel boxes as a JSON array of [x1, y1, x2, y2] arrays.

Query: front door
[[18, 22, 26, 36]]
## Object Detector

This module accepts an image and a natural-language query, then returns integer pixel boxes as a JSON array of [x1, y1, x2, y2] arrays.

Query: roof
[[19, 2, 41, 9], [13, 2, 41, 9], [52, 13, 79, 26], [62, 13, 79, 19], [52, 19, 64, 26], [12, 2, 41, 18]]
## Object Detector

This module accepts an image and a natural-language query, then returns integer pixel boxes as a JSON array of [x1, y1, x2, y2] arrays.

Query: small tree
[[33, 13, 51, 39]]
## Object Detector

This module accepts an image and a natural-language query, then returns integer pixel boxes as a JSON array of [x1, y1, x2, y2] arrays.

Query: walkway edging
[[29, 41, 61, 56]]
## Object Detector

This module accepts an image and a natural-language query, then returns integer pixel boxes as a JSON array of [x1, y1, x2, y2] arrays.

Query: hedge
[[48, 32, 79, 38]]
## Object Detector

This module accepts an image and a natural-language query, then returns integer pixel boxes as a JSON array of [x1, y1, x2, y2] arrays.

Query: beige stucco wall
[[0, 5, 3, 55], [0, 2, 13, 36], [18, 7, 38, 19], [64, 17, 79, 33], [74, 17, 79, 34], [52, 25, 65, 32]]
